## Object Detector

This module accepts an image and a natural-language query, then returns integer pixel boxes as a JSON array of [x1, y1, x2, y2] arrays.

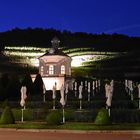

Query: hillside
[[1, 46, 140, 80], [0, 28, 140, 52], [80, 50, 140, 80], [0, 27, 140, 79]]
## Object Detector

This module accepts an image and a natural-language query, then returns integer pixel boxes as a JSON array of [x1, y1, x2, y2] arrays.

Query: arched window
[[61, 65, 65, 74], [49, 65, 54, 75]]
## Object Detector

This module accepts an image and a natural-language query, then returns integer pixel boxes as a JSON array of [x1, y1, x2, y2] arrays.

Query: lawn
[[1, 122, 140, 130]]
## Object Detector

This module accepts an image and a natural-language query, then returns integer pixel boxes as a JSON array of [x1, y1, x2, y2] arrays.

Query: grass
[[60, 123, 140, 130], [0, 122, 140, 130]]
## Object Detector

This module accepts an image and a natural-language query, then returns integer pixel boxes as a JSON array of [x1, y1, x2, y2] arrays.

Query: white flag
[[60, 85, 65, 106], [105, 84, 112, 107], [52, 85, 56, 99], [21, 86, 27, 100], [65, 83, 69, 94], [88, 82, 90, 93], [79, 85, 83, 99], [20, 86, 27, 107]]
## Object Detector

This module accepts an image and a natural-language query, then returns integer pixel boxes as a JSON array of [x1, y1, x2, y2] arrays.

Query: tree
[[33, 74, 43, 95], [6, 74, 21, 101], [0, 73, 10, 100], [0, 106, 15, 124], [22, 73, 33, 96], [94, 108, 111, 125]]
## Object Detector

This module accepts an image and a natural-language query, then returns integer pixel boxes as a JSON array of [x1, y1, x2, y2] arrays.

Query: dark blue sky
[[0, 0, 140, 36]]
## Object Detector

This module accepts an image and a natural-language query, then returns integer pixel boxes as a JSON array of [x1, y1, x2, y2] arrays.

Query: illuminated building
[[38, 37, 71, 90]]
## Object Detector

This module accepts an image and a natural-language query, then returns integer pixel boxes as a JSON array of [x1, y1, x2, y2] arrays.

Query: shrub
[[33, 74, 43, 95], [0, 106, 15, 124], [6, 74, 21, 100], [94, 108, 111, 125], [12, 108, 33, 121], [46, 110, 62, 125]]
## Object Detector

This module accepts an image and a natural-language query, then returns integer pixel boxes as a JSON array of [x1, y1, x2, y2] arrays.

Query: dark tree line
[[0, 27, 140, 52], [0, 73, 44, 101]]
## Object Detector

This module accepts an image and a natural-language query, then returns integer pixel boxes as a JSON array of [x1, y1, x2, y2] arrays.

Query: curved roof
[[39, 48, 70, 58]]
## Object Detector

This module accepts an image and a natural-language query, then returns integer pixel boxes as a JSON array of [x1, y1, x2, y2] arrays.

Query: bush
[[12, 109, 33, 121], [70, 110, 95, 122], [94, 108, 111, 125], [46, 110, 62, 125], [0, 106, 15, 124]]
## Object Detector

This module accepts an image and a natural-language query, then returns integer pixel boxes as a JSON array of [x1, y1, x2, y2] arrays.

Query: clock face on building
[[49, 48, 55, 54]]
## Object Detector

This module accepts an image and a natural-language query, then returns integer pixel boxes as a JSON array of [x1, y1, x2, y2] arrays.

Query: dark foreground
[[0, 129, 139, 140]]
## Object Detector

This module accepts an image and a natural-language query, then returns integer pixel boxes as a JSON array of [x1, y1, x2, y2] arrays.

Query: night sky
[[0, 0, 140, 37]]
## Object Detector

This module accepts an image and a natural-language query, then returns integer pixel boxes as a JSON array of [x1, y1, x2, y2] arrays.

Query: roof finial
[[51, 36, 60, 48]]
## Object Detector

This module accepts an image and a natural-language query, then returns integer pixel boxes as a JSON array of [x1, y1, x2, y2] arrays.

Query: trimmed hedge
[[94, 108, 111, 125], [0, 106, 15, 124], [46, 110, 62, 125], [12, 109, 33, 121]]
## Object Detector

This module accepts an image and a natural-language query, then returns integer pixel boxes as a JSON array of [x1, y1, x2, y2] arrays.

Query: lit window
[[40, 66, 44, 75], [49, 65, 54, 75], [61, 65, 65, 74]]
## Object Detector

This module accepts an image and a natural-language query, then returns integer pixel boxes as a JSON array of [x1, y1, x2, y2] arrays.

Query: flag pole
[[21, 108, 24, 122], [62, 105, 65, 123], [53, 99, 55, 110], [80, 99, 82, 110]]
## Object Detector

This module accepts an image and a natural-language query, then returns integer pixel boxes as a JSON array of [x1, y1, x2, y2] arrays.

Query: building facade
[[38, 37, 71, 90]]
